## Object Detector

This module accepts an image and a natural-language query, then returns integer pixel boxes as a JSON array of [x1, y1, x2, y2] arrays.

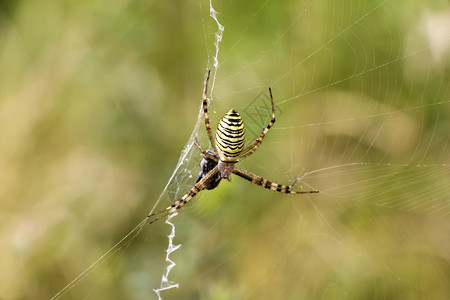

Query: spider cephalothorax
[[148, 70, 318, 224]]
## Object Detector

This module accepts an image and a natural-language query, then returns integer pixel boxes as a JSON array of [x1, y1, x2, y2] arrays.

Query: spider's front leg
[[148, 165, 220, 224], [233, 166, 318, 194]]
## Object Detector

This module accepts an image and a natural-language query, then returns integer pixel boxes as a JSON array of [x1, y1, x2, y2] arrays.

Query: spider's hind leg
[[237, 87, 276, 161], [201, 70, 218, 154]]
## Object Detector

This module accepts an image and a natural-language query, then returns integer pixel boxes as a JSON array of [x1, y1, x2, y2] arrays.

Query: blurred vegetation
[[0, 0, 449, 299]]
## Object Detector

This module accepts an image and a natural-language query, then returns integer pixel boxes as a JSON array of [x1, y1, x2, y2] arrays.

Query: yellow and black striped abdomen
[[215, 109, 245, 162]]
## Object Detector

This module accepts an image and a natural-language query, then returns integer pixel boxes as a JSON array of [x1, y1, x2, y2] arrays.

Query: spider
[[148, 70, 318, 224]]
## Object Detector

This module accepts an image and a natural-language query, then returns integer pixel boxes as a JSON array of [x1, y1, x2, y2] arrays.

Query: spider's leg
[[237, 88, 275, 161], [289, 177, 298, 189], [202, 70, 218, 155], [233, 166, 319, 194], [148, 165, 219, 224], [194, 138, 218, 162]]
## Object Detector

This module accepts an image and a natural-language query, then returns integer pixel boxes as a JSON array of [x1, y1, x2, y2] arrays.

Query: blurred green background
[[0, 0, 449, 299]]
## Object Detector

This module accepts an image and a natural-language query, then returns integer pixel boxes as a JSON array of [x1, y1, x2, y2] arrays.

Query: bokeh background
[[1, 0, 449, 299]]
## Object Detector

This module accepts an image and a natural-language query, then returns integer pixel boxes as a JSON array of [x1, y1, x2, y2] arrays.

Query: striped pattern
[[215, 109, 246, 162], [233, 167, 319, 194], [148, 165, 220, 224]]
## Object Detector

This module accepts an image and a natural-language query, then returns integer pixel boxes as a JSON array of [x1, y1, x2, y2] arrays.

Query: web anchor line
[[50, 219, 148, 300]]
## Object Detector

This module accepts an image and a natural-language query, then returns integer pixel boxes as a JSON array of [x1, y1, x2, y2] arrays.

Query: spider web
[[1, 0, 449, 299]]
